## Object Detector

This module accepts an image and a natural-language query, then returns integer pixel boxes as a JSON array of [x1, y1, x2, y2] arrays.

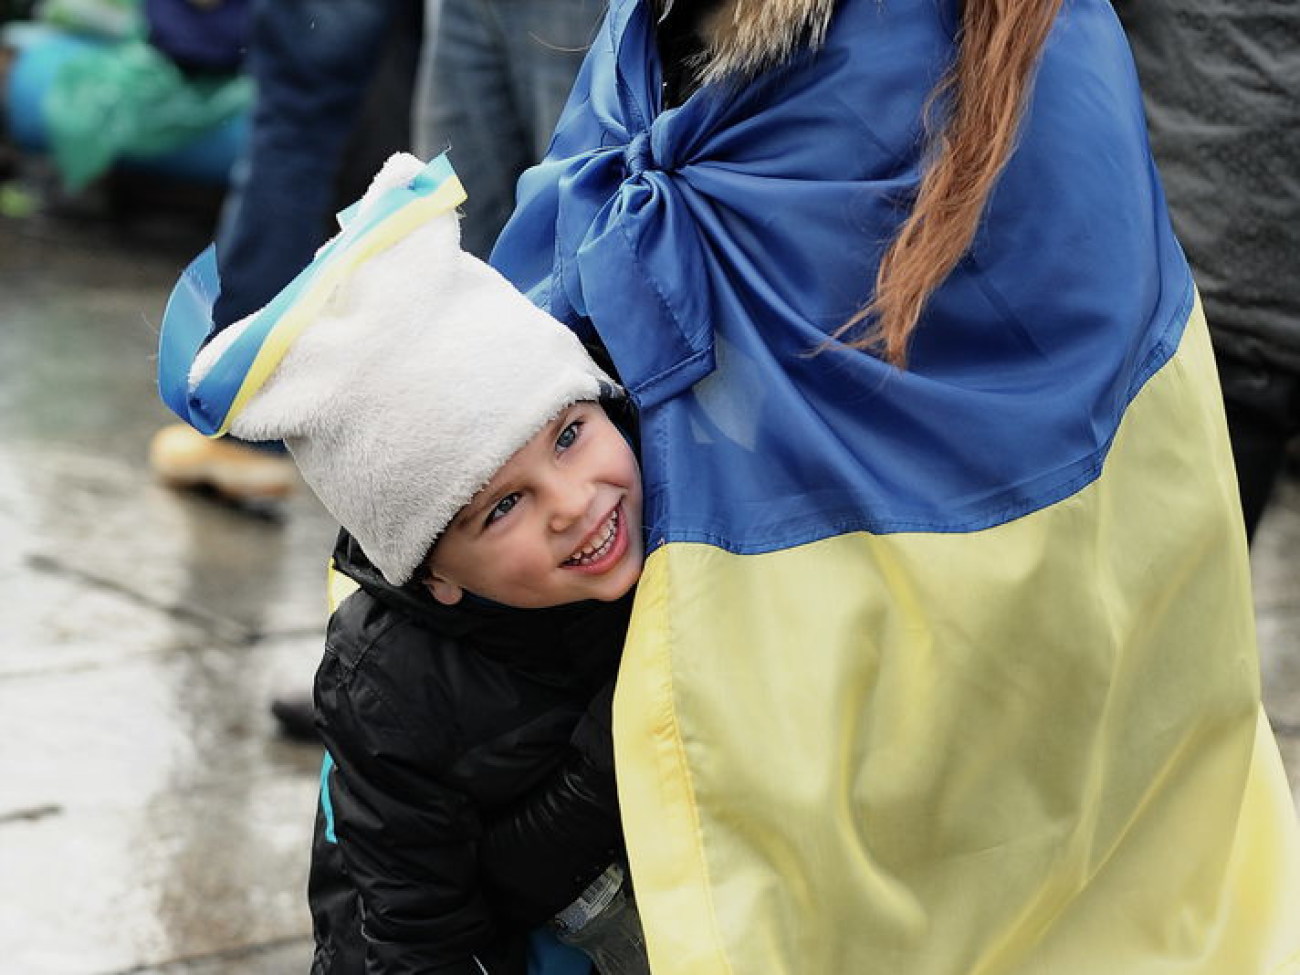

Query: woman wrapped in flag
[[489, 0, 1300, 972]]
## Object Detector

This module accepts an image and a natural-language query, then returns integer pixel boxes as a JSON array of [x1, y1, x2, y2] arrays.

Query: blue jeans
[[212, 0, 396, 330], [415, 0, 605, 259]]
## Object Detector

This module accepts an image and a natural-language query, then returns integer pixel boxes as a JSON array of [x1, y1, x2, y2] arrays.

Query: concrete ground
[[1, 179, 1297, 975]]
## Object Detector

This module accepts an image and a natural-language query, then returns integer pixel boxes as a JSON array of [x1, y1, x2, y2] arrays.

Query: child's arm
[[478, 680, 626, 925], [312, 662, 525, 974]]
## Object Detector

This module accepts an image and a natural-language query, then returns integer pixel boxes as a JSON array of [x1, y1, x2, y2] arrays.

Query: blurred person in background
[[413, 0, 606, 260], [156, 0, 602, 740], [151, 0, 605, 499], [149, 0, 422, 505], [1117, 0, 1300, 541], [148, 0, 422, 742]]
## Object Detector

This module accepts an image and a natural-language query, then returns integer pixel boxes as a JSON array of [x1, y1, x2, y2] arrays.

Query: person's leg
[[334, 0, 423, 207], [412, 0, 444, 166], [421, 0, 527, 259], [1216, 355, 1300, 542], [213, 0, 396, 328], [419, 0, 602, 259], [498, 0, 605, 161], [153, 0, 400, 503]]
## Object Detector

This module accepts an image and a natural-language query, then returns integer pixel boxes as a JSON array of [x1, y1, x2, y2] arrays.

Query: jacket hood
[[658, 0, 838, 87], [330, 529, 634, 679]]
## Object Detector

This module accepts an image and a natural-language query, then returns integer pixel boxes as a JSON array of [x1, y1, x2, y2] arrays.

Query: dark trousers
[[1218, 355, 1300, 542], [212, 0, 420, 331], [207, 0, 420, 453]]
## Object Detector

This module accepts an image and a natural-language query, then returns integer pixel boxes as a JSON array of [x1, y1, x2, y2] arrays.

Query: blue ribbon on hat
[[157, 153, 466, 436]]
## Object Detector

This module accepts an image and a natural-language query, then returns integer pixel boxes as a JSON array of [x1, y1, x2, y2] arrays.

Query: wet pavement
[[1, 186, 332, 974], [1, 181, 1298, 975]]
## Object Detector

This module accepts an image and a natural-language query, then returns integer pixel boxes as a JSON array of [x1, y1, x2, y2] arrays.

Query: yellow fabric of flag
[[615, 300, 1300, 974]]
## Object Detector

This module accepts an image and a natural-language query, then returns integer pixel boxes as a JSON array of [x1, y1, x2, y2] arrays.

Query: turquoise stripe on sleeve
[[319, 752, 338, 844]]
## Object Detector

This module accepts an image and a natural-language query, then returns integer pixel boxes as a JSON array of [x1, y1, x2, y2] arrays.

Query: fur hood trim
[[669, 0, 838, 87]]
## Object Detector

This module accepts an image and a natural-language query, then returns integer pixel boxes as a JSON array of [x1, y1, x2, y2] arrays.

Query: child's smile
[[563, 505, 626, 570], [425, 402, 644, 608]]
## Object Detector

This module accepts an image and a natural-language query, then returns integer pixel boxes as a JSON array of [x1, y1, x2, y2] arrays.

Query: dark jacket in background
[[308, 531, 631, 975], [1118, 0, 1300, 535], [1116, 0, 1300, 376]]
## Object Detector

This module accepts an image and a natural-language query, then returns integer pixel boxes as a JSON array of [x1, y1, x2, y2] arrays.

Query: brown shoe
[[149, 424, 297, 501]]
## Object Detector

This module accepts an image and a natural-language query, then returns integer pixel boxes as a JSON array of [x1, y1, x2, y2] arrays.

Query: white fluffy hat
[[189, 154, 615, 585]]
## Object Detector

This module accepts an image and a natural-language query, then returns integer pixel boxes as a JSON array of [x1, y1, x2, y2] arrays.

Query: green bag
[[42, 38, 251, 190]]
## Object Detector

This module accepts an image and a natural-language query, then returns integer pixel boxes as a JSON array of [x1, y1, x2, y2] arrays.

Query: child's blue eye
[[486, 493, 520, 526], [556, 420, 582, 451]]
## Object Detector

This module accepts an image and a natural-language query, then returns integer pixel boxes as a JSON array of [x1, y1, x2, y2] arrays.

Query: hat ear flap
[[425, 205, 465, 259]]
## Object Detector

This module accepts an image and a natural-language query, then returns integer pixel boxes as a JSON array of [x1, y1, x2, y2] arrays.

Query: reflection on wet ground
[[1, 191, 1297, 974], [1, 199, 333, 974]]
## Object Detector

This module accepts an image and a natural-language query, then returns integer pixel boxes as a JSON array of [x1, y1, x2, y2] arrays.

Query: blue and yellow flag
[[493, 1, 1300, 972]]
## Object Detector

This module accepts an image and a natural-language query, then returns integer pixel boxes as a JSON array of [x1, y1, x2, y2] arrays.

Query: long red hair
[[837, 0, 1064, 366]]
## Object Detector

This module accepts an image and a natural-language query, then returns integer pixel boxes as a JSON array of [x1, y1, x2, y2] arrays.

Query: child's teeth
[[567, 510, 618, 565]]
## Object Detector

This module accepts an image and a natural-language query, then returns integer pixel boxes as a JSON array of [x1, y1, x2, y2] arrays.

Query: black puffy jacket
[[308, 530, 632, 974]]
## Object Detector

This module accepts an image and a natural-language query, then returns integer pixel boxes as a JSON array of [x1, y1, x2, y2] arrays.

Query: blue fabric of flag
[[492, 0, 1191, 553], [491, 7, 1300, 972]]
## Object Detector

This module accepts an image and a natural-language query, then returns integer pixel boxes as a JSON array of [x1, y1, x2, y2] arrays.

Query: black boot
[[270, 693, 319, 743]]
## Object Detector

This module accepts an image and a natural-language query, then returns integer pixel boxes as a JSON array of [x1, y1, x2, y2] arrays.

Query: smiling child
[[172, 154, 650, 975]]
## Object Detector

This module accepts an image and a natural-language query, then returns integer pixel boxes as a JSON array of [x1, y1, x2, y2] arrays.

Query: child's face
[[424, 402, 644, 609]]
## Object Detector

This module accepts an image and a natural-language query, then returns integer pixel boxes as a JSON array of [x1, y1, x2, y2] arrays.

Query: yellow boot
[[148, 424, 297, 501]]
